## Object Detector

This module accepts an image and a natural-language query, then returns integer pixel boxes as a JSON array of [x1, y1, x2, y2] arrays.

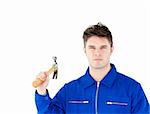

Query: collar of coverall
[[80, 63, 117, 88]]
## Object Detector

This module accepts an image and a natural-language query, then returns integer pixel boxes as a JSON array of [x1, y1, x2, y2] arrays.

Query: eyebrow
[[101, 45, 108, 48], [88, 45, 95, 48], [88, 45, 108, 48]]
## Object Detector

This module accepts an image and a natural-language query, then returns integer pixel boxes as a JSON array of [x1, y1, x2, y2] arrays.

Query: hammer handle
[[32, 65, 56, 88]]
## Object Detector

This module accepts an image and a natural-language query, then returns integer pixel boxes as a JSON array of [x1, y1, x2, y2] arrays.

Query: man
[[34, 22, 149, 114]]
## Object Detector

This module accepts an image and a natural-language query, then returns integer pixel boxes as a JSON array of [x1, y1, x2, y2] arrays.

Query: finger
[[32, 78, 44, 88], [39, 72, 48, 81]]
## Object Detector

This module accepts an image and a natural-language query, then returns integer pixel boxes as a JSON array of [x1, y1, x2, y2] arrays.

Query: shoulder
[[117, 72, 137, 81], [116, 72, 139, 85], [116, 72, 142, 91], [64, 76, 84, 89]]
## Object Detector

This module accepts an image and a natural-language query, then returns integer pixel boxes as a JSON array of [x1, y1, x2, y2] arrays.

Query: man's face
[[84, 36, 113, 69]]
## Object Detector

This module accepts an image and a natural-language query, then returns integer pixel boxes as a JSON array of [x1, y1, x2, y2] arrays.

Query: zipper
[[95, 81, 100, 114], [106, 101, 128, 106], [68, 100, 89, 104]]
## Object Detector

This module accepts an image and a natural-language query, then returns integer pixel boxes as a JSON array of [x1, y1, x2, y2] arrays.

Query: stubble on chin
[[90, 62, 110, 70]]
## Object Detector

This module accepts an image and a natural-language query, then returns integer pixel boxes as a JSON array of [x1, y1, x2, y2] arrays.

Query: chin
[[91, 64, 104, 69]]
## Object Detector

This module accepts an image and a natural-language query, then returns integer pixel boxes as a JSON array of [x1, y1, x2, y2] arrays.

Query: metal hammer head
[[52, 56, 57, 61]]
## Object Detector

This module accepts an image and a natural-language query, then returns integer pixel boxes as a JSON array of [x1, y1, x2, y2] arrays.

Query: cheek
[[85, 51, 93, 59], [86, 51, 92, 58], [105, 52, 112, 59]]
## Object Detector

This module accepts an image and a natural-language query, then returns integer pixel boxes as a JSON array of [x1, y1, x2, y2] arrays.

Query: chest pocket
[[104, 96, 131, 113], [66, 99, 92, 113]]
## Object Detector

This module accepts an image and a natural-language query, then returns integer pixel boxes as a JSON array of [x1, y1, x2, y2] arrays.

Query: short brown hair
[[83, 22, 113, 47]]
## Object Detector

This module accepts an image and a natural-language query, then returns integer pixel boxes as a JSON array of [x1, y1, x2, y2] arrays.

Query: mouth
[[93, 59, 103, 61]]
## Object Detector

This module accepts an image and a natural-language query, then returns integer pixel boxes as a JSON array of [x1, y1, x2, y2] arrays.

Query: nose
[[94, 49, 101, 56]]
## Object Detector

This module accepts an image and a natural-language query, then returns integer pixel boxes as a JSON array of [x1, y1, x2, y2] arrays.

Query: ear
[[110, 46, 114, 54], [83, 47, 86, 54]]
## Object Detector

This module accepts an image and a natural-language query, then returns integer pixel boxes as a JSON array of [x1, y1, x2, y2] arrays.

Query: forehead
[[86, 36, 110, 46]]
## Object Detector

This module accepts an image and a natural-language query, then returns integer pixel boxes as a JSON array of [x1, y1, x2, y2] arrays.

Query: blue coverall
[[35, 64, 149, 114]]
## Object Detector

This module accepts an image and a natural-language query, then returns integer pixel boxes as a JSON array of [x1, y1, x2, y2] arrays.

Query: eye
[[100, 45, 107, 49], [89, 46, 95, 50]]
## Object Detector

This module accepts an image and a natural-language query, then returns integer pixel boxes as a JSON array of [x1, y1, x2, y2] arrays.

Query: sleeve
[[131, 83, 149, 114], [35, 84, 67, 114]]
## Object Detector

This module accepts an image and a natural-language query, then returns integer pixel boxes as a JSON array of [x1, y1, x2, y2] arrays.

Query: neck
[[89, 63, 111, 82]]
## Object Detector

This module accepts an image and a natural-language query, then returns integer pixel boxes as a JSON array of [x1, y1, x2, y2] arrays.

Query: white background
[[0, 0, 149, 113]]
